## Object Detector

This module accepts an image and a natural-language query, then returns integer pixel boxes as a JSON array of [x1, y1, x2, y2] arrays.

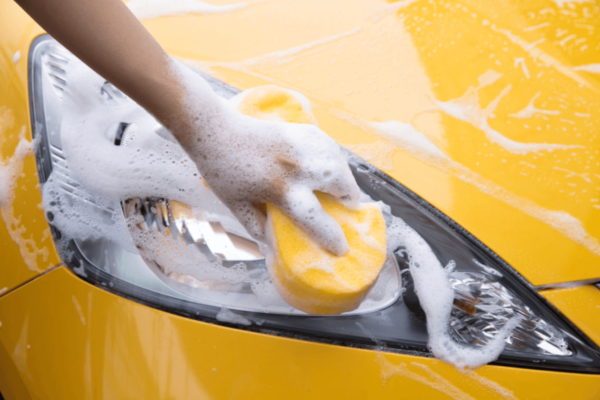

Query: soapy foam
[[387, 215, 518, 369], [59, 59, 207, 207], [71, 295, 86, 326], [372, 0, 421, 22], [216, 306, 251, 326], [250, 279, 288, 307], [0, 130, 49, 272], [12, 51, 20, 64], [126, 212, 250, 284], [376, 354, 476, 400], [573, 64, 600, 74], [489, 25, 589, 88], [460, 369, 517, 400], [433, 73, 580, 155], [229, 28, 361, 70], [338, 109, 600, 258], [551, 0, 593, 7], [370, 121, 447, 160], [509, 92, 560, 119], [127, 0, 247, 20], [42, 174, 135, 250]]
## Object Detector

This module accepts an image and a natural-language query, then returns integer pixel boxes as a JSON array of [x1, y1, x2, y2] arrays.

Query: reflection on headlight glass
[[30, 35, 600, 373]]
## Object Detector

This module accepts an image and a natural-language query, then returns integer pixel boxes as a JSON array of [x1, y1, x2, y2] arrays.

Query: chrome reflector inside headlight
[[30, 35, 600, 373]]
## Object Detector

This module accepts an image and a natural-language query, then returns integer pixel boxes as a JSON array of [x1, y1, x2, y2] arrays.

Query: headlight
[[30, 35, 600, 373]]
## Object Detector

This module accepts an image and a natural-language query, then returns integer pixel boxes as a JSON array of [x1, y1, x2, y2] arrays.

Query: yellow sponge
[[267, 193, 387, 315], [234, 85, 387, 314], [234, 85, 317, 125]]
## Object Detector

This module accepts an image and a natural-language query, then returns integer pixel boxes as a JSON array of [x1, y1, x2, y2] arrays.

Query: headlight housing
[[30, 35, 600, 373]]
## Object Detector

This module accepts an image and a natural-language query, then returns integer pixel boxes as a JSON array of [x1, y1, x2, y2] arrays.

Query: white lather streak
[[337, 110, 600, 258], [216, 27, 362, 70], [127, 0, 248, 20], [388, 216, 520, 369], [433, 71, 580, 155]]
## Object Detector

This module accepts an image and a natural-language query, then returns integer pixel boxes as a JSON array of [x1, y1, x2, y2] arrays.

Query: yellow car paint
[[0, 0, 600, 398], [0, 0, 58, 293], [1, 267, 600, 400]]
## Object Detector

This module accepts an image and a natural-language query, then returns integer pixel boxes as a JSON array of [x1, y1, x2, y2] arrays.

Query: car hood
[[137, 0, 600, 287]]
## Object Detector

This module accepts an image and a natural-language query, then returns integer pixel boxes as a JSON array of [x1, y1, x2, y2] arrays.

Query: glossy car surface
[[1, 0, 600, 398]]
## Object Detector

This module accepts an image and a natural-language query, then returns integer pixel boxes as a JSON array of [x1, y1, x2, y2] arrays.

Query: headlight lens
[[30, 35, 600, 373]]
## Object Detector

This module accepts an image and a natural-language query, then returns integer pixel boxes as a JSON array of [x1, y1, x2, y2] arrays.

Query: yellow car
[[2, 0, 600, 398]]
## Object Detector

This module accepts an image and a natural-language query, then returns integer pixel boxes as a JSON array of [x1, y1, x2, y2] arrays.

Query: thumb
[[279, 188, 348, 256]]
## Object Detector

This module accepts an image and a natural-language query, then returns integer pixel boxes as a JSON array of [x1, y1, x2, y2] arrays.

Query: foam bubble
[[0, 130, 49, 272], [60, 59, 207, 207], [127, 0, 247, 21], [216, 306, 251, 326]]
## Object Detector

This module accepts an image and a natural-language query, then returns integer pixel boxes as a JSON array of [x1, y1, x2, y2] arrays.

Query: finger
[[281, 187, 348, 256], [229, 201, 267, 243], [312, 163, 361, 210]]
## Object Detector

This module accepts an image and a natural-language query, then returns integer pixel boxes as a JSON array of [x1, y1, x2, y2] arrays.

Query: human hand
[[188, 111, 360, 256], [167, 66, 360, 256]]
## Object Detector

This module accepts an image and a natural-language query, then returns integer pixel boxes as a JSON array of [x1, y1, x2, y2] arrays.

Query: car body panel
[[1, 267, 600, 400], [542, 285, 600, 346], [1, 0, 600, 398], [0, 0, 58, 293]]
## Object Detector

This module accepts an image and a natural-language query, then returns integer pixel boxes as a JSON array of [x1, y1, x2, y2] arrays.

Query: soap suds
[[472, 259, 503, 278], [513, 58, 530, 79], [127, 0, 247, 20], [72, 295, 86, 326], [347, 140, 396, 171], [126, 211, 250, 284], [227, 27, 361, 70], [573, 64, 600, 74], [0, 128, 48, 272], [42, 174, 135, 251], [216, 306, 251, 326], [370, 121, 447, 160], [551, 0, 593, 7], [460, 369, 517, 400], [372, 0, 421, 21], [59, 59, 207, 207], [12, 51, 20, 64], [339, 111, 600, 257], [433, 71, 579, 154], [489, 25, 589, 88], [250, 279, 288, 307], [376, 353, 475, 400], [509, 93, 560, 119], [0, 287, 7, 295], [388, 215, 519, 369]]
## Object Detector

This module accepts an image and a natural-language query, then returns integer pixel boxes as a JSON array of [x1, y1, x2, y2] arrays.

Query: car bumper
[[1, 266, 599, 400]]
